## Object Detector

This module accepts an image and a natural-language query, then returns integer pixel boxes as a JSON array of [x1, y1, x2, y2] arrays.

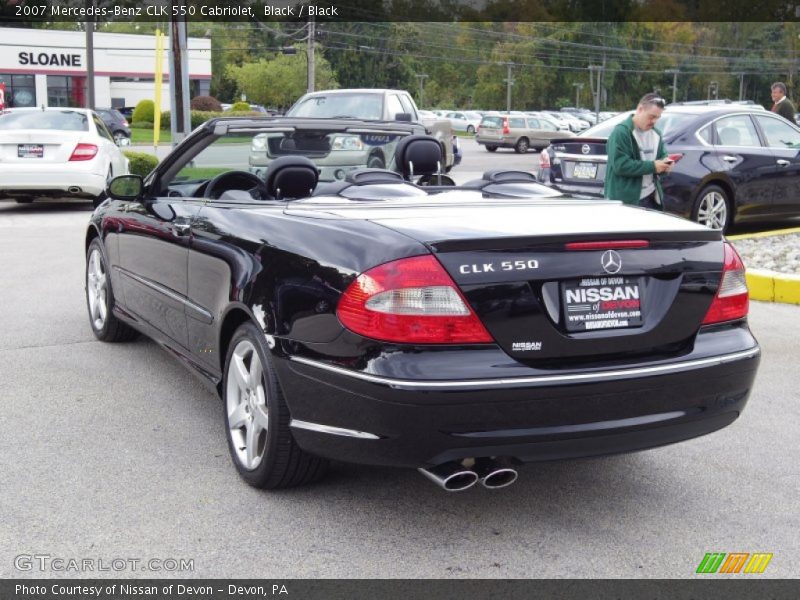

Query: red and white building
[[0, 27, 211, 110]]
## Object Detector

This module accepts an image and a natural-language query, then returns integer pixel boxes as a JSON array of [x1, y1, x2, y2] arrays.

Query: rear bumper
[[274, 326, 760, 468], [0, 167, 106, 197]]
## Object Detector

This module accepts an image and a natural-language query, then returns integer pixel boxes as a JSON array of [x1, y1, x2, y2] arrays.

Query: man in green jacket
[[604, 93, 673, 209]]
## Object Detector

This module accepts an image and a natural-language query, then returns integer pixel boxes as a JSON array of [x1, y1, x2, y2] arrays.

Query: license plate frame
[[18, 144, 44, 158], [572, 162, 597, 179], [562, 276, 643, 332]]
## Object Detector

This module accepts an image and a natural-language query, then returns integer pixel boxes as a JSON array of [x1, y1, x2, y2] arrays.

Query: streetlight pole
[[588, 64, 602, 122], [306, 17, 315, 93], [415, 73, 428, 107], [664, 69, 679, 104]]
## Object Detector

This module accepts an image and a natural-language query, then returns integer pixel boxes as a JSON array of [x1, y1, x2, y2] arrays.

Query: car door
[[752, 113, 800, 216], [91, 114, 124, 177], [707, 114, 776, 219], [115, 192, 203, 350]]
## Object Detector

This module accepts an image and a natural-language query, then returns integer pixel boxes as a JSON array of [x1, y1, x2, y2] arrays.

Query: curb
[[727, 228, 800, 305]]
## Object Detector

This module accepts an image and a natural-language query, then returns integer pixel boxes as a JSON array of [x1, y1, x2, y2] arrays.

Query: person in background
[[604, 92, 673, 210], [770, 82, 796, 123]]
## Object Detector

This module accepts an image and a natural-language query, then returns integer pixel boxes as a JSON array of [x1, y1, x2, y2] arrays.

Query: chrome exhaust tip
[[418, 462, 479, 492], [68, 186, 82, 194], [474, 457, 519, 489]]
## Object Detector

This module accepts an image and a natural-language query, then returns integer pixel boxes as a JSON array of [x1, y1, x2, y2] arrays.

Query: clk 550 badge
[[459, 259, 539, 274]]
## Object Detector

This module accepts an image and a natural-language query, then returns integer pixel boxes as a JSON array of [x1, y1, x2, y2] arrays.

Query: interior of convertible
[[158, 129, 561, 203]]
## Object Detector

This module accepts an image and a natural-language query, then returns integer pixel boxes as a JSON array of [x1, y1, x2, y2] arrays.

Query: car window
[[287, 94, 383, 120], [526, 118, 539, 129], [397, 94, 415, 117], [754, 115, 800, 148], [697, 125, 713, 144], [714, 115, 761, 147], [509, 118, 525, 129], [384, 94, 404, 120], [93, 116, 113, 142], [0, 110, 89, 131], [480, 116, 503, 128]]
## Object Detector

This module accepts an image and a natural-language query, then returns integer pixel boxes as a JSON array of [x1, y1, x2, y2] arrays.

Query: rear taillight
[[539, 150, 551, 169], [122, 119, 129, 127], [337, 255, 493, 344], [69, 143, 98, 161], [502, 118, 510, 135], [702, 242, 749, 325]]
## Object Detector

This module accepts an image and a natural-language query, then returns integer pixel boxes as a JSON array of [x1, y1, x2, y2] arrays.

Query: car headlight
[[251, 134, 267, 151], [331, 135, 364, 151]]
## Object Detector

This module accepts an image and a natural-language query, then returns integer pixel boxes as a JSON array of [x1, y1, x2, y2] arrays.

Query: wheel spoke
[[231, 351, 250, 392], [228, 402, 249, 430], [253, 406, 269, 432], [245, 420, 258, 468]]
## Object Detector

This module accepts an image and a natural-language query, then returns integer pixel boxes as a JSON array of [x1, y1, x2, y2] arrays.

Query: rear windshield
[[0, 110, 89, 131], [287, 94, 383, 120], [480, 116, 504, 128]]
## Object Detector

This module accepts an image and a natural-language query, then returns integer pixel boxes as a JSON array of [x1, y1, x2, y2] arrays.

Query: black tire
[[692, 184, 732, 233], [466, 125, 475, 134], [514, 137, 530, 154], [223, 321, 329, 489], [85, 238, 138, 342], [367, 154, 385, 169], [485, 145, 498, 152]]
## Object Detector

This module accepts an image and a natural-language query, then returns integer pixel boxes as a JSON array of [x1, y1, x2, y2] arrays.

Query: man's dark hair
[[772, 82, 788, 95], [638, 93, 665, 108]]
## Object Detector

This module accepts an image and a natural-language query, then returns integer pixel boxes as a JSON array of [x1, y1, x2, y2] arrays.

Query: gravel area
[[730, 233, 800, 275]]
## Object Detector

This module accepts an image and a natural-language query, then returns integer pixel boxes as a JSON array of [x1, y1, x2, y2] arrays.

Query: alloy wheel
[[226, 340, 270, 470], [697, 190, 728, 230], [86, 248, 108, 331]]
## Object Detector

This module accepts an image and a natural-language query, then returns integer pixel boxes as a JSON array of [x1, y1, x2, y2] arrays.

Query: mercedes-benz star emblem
[[581, 144, 591, 155], [601, 250, 622, 274]]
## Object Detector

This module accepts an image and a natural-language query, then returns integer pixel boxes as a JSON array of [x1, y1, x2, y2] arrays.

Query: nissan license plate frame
[[562, 276, 643, 332], [572, 162, 597, 179], [18, 144, 44, 158]]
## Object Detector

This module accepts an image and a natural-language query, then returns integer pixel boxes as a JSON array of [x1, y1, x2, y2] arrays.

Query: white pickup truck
[[249, 88, 457, 181]]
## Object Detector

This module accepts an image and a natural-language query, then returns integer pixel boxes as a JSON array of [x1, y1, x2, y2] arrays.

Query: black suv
[[96, 108, 131, 143]]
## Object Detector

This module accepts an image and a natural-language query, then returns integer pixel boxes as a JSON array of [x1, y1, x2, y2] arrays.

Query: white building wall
[[109, 81, 171, 111]]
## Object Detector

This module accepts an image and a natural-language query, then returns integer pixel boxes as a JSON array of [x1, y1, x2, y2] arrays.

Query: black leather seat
[[263, 156, 319, 200], [393, 135, 443, 181]]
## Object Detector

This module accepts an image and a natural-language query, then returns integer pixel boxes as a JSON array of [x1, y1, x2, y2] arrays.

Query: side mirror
[[116, 137, 131, 147], [108, 175, 143, 201], [394, 112, 412, 122]]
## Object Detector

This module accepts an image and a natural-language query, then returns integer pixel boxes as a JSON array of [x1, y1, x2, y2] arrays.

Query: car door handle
[[172, 222, 191, 236], [777, 159, 791, 167], [722, 155, 738, 163]]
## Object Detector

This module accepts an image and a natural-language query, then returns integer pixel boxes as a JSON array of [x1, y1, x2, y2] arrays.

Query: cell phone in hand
[[667, 153, 683, 163]]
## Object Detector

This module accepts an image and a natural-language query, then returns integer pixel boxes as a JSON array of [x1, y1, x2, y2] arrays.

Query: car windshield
[[0, 110, 89, 131], [582, 110, 694, 139], [287, 94, 383, 120]]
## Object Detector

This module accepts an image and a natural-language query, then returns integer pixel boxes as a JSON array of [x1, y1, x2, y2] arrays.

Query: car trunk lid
[[0, 130, 87, 164]]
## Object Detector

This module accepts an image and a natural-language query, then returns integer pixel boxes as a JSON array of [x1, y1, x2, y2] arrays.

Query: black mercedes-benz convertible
[[84, 117, 760, 492]]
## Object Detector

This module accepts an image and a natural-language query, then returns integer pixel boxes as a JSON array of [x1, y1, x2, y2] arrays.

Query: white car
[[0, 107, 129, 207], [445, 110, 483, 134]]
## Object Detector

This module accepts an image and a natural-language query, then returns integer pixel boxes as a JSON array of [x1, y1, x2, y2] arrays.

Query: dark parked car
[[85, 116, 760, 491], [96, 108, 131, 144], [538, 104, 800, 233]]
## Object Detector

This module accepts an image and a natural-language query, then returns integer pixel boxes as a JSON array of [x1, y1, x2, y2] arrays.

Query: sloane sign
[[18, 52, 82, 67]]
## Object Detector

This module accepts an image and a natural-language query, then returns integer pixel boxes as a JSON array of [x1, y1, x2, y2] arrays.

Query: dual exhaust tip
[[418, 457, 518, 492]]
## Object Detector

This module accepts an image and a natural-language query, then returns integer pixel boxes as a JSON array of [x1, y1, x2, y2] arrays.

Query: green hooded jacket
[[603, 115, 667, 208]]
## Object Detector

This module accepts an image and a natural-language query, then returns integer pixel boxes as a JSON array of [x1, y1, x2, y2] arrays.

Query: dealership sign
[[0, 46, 86, 72]]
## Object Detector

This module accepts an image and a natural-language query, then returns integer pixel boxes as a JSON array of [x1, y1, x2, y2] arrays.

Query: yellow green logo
[[696, 552, 773, 574]]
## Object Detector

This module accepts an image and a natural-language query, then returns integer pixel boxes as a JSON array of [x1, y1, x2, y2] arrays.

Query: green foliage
[[190, 95, 223, 111], [123, 151, 159, 177], [229, 101, 251, 111], [131, 100, 156, 126], [160, 110, 263, 130], [226, 51, 338, 109]]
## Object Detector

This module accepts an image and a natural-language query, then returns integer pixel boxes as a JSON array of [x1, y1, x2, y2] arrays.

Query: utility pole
[[307, 17, 315, 93], [588, 64, 603, 122], [738, 73, 745, 101], [415, 73, 428, 107], [169, 4, 190, 146], [503, 62, 515, 112], [707, 81, 718, 100], [84, 1, 95, 109], [664, 69, 679, 104], [573, 82, 583, 108]]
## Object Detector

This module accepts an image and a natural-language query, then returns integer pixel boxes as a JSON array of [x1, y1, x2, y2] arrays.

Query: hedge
[[123, 150, 159, 177], [230, 101, 251, 112], [190, 95, 222, 111], [131, 100, 156, 126], [160, 110, 265, 130]]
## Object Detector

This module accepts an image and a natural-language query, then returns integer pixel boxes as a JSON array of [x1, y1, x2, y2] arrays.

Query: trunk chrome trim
[[288, 347, 760, 390], [290, 419, 381, 440]]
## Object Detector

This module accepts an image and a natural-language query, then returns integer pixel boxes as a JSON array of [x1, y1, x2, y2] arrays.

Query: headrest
[[264, 156, 319, 200], [345, 168, 405, 185], [393, 135, 443, 179], [482, 169, 537, 183]]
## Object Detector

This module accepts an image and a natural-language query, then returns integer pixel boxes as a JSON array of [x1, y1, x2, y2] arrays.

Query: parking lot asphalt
[[0, 201, 798, 579]]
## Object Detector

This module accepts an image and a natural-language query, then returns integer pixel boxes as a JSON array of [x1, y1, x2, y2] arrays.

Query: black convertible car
[[85, 117, 760, 492]]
